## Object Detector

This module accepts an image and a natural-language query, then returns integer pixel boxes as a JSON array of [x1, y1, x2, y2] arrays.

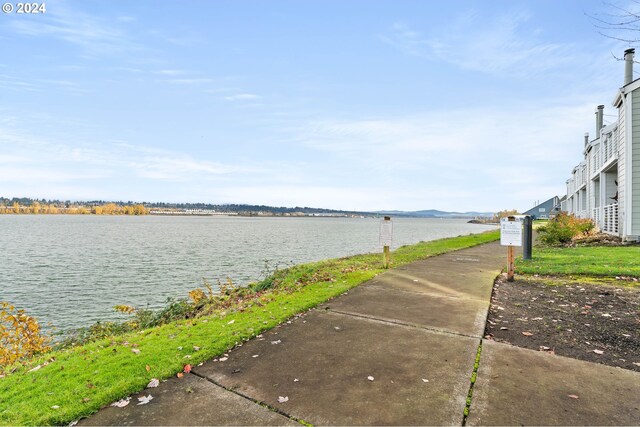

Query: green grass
[[517, 245, 640, 277], [0, 230, 499, 426]]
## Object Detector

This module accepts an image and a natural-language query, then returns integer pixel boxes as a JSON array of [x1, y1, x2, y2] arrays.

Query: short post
[[522, 215, 533, 260], [379, 216, 393, 269], [507, 246, 515, 281], [383, 245, 390, 269], [500, 216, 523, 282]]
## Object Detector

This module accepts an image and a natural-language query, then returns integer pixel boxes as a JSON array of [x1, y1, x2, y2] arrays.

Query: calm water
[[0, 215, 496, 333]]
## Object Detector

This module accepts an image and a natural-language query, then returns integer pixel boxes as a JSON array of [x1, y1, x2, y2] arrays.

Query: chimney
[[624, 48, 635, 85], [584, 132, 589, 147], [596, 105, 604, 138]]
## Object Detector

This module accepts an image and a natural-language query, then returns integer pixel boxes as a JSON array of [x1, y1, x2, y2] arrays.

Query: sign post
[[379, 216, 393, 269], [500, 216, 523, 282]]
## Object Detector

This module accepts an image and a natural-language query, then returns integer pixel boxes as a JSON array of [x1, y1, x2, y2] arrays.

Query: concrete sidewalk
[[79, 242, 640, 426]]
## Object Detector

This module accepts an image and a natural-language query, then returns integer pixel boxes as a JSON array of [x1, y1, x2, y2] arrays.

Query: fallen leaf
[[367, 376, 374, 381], [271, 340, 281, 345], [219, 357, 228, 362], [183, 364, 192, 373], [568, 394, 579, 399], [500, 327, 508, 330], [145, 365, 151, 372], [593, 349, 604, 355], [29, 365, 42, 372], [522, 332, 534, 336], [137, 395, 153, 405], [176, 372, 184, 378], [131, 349, 141, 354], [422, 378, 429, 383], [82, 398, 91, 403], [193, 346, 200, 351], [51, 405, 60, 409], [294, 378, 299, 382], [633, 362, 640, 367], [228, 319, 235, 325], [252, 354, 259, 358], [539, 346, 551, 351], [147, 378, 159, 388], [111, 398, 130, 408], [278, 396, 289, 403]]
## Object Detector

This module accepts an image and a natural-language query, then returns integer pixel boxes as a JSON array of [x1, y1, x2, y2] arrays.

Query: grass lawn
[[0, 230, 498, 426], [517, 245, 640, 277]]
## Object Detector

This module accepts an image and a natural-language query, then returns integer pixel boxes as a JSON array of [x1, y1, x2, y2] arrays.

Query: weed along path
[[80, 242, 505, 426]]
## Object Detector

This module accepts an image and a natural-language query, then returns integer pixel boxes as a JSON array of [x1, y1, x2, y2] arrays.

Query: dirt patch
[[485, 275, 640, 372]]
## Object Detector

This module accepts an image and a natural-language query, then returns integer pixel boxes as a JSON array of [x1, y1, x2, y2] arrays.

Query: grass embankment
[[0, 230, 499, 426], [517, 245, 640, 278]]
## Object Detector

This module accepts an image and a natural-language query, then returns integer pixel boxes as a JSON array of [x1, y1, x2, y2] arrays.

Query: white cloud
[[224, 93, 261, 101], [162, 78, 217, 85], [156, 69, 185, 75], [381, 10, 582, 77], [8, 4, 139, 57]]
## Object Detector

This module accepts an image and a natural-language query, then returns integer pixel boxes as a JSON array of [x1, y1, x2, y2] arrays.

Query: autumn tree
[[0, 302, 51, 369], [492, 209, 520, 222], [30, 201, 41, 214]]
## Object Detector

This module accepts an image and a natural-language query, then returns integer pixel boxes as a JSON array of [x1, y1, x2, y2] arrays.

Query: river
[[0, 215, 496, 333]]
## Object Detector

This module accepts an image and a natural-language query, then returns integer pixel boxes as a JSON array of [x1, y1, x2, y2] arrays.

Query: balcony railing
[[592, 207, 601, 226], [602, 203, 619, 234], [601, 130, 618, 167]]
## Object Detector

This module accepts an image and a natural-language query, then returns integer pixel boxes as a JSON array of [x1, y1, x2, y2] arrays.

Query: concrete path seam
[[328, 308, 483, 340], [189, 370, 307, 426], [366, 282, 492, 303], [461, 340, 483, 426]]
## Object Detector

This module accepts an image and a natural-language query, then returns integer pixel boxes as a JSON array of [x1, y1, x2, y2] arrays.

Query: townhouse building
[[563, 48, 640, 241]]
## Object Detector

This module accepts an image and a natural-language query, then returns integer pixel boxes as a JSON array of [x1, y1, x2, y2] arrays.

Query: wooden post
[[383, 245, 390, 269], [507, 246, 515, 281], [380, 215, 392, 269]]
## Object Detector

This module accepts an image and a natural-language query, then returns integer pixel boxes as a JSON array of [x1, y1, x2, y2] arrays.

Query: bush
[[0, 302, 51, 370], [538, 213, 595, 245]]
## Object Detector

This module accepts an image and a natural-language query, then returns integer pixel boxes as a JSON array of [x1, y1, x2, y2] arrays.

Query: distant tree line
[[0, 198, 148, 215], [0, 197, 368, 216]]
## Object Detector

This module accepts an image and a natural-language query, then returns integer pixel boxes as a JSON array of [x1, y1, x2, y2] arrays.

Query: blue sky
[[1, 0, 636, 212]]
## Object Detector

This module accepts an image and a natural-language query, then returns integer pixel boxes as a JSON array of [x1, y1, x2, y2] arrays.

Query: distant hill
[[374, 209, 493, 218]]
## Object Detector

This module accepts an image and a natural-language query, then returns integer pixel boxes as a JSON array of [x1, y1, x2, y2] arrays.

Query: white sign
[[500, 217, 523, 246], [379, 218, 393, 246]]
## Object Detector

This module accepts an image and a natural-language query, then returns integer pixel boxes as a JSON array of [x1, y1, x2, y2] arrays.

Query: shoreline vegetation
[[0, 201, 149, 215], [0, 230, 500, 426], [0, 197, 496, 219]]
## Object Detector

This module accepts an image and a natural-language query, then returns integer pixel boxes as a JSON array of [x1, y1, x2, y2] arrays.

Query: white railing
[[602, 203, 619, 234], [602, 131, 618, 166], [592, 207, 601, 226]]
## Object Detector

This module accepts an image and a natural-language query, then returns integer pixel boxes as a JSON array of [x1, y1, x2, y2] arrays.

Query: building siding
[[619, 98, 626, 237], [632, 89, 640, 234]]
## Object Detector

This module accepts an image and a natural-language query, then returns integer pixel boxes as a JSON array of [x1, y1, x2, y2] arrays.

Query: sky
[[1, 0, 638, 212]]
